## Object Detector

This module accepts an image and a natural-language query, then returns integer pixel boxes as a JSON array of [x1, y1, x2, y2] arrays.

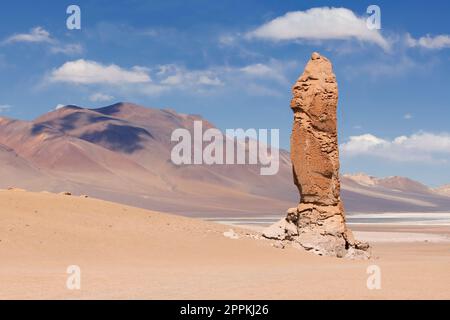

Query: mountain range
[[1, 102, 449, 216]]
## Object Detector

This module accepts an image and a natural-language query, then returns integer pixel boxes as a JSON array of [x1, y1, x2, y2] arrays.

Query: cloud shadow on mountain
[[79, 123, 153, 153]]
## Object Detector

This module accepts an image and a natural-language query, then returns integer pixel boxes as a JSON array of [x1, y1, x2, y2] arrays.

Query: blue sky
[[0, 0, 449, 186]]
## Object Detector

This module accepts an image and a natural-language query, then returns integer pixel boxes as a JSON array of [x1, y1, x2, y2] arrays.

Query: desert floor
[[0, 190, 449, 299]]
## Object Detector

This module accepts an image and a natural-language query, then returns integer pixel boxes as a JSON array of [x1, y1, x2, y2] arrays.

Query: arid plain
[[1, 189, 449, 299], [1, 103, 450, 299]]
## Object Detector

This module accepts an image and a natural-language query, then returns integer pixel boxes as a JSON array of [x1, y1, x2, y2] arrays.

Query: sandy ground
[[0, 190, 449, 300]]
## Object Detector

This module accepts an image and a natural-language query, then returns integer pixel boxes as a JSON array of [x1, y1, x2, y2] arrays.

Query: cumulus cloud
[[407, 34, 450, 49], [46, 58, 295, 97], [46, 61, 225, 96], [89, 93, 115, 102], [4, 27, 53, 44], [247, 7, 390, 50], [49, 59, 151, 85], [341, 132, 450, 163]]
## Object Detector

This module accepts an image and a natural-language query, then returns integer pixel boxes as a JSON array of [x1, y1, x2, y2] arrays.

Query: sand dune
[[1, 190, 449, 299]]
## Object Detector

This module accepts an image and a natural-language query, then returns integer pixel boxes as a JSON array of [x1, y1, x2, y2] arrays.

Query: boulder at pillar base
[[263, 52, 370, 259]]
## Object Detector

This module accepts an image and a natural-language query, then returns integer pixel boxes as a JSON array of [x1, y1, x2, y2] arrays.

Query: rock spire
[[263, 52, 370, 259]]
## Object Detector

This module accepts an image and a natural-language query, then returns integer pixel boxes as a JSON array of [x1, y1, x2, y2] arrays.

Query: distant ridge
[[343, 173, 432, 194], [1, 102, 450, 216]]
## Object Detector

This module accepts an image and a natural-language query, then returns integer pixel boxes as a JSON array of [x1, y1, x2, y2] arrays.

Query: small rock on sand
[[271, 241, 285, 249], [223, 229, 239, 240]]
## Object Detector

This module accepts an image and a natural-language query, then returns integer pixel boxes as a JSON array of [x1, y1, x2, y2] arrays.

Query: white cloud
[[239, 61, 291, 84], [240, 63, 274, 76], [46, 61, 223, 96], [341, 132, 450, 163], [407, 34, 450, 49], [247, 7, 390, 50], [49, 59, 151, 85], [218, 34, 237, 46], [218, 33, 242, 47], [137, 83, 169, 96], [154, 60, 295, 95], [89, 93, 115, 102], [50, 43, 83, 55], [197, 75, 222, 86], [0, 104, 12, 113], [54, 104, 66, 110], [160, 74, 182, 86], [4, 27, 53, 44], [46, 59, 295, 97], [404, 113, 413, 120], [3, 26, 82, 56], [342, 134, 387, 153], [158, 64, 223, 87]]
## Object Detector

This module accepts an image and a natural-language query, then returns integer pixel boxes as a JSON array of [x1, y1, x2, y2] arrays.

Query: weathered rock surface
[[263, 52, 370, 259]]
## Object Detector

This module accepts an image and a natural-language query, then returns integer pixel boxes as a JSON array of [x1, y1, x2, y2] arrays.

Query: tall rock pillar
[[264, 52, 370, 259]]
